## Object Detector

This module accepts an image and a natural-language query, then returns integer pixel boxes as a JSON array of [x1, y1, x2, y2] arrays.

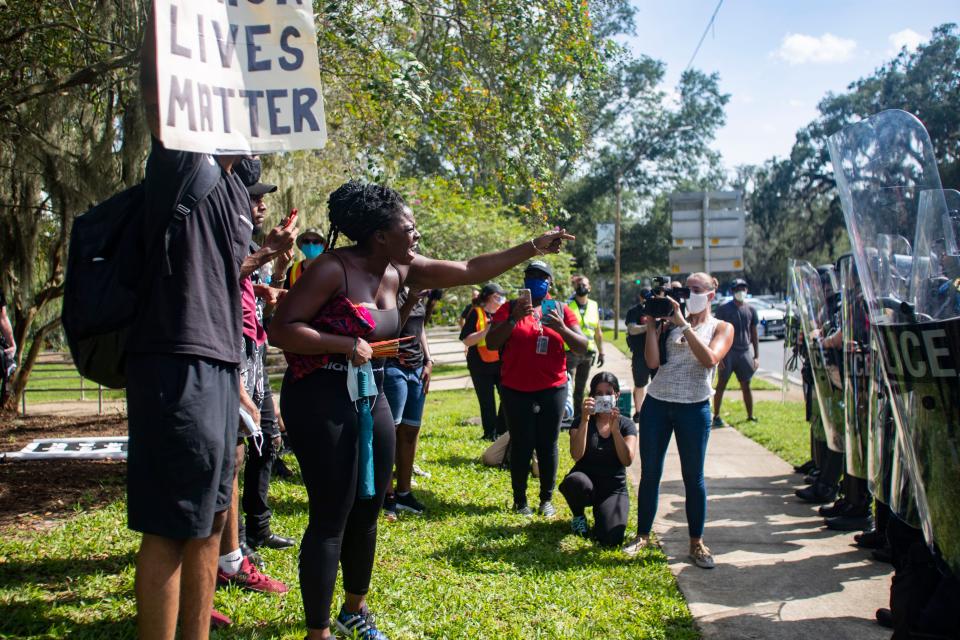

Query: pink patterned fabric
[[283, 294, 377, 380]]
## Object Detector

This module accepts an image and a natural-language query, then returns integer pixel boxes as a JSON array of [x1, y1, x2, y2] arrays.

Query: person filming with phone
[[559, 372, 637, 546], [485, 260, 588, 517], [623, 272, 733, 570]]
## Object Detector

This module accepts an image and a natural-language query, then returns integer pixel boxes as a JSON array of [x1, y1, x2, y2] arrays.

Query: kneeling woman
[[560, 372, 637, 546], [269, 181, 572, 640]]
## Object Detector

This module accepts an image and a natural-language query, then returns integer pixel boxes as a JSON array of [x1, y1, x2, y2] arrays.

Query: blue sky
[[625, 0, 957, 168]]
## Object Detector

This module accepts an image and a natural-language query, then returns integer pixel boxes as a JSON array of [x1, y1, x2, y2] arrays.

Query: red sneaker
[[216, 556, 289, 593], [210, 608, 232, 628]]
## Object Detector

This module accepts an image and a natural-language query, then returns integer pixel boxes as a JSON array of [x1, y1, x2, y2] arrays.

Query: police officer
[[567, 275, 605, 412]]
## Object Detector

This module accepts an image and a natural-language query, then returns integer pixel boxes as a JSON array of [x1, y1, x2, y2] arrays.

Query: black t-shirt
[[459, 306, 500, 375], [624, 303, 647, 353], [715, 300, 758, 352], [571, 414, 637, 482], [460, 303, 474, 321], [127, 138, 252, 365], [389, 289, 426, 370]]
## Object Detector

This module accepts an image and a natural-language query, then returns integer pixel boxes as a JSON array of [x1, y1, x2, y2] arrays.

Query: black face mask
[[575, 285, 590, 297], [235, 157, 262, 186]]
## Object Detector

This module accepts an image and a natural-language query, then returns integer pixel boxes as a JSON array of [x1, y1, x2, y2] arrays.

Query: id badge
[[535, 335, 549, 355]]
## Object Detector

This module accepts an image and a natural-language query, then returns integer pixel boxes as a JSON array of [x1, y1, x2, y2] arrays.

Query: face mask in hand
[[686, 291, 710, 314], [523, 277, 550, 301], [734, 291, 747, 302]]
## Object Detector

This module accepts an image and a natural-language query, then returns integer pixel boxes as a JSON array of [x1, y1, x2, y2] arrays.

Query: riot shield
[[789, 260, 846, 452], [840, 255, 870, 479], [783, 271, 799, 405], [828, 109, 959, 572]]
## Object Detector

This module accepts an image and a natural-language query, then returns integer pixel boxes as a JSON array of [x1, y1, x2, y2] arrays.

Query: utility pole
[[614, 171, 622, 340]]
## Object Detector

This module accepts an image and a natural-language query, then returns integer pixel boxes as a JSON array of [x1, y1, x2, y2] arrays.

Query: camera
[[639, 277, 690, 318]]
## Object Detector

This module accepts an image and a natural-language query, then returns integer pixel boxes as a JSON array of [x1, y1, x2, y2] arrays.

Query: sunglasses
[[300, 238, 324, 245]]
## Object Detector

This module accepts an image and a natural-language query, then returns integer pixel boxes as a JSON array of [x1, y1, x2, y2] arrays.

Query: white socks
[[218, 548, 243, 575]]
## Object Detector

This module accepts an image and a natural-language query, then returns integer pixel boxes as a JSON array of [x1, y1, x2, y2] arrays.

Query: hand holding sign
[[153, 0, 327, 154]]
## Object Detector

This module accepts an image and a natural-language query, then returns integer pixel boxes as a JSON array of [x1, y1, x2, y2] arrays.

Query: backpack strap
[[162, 155, 223, 276]]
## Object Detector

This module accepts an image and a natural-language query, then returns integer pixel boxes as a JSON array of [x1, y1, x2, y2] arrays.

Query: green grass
[[21, 362, 126, 404], [716, 399, 810, 468], [430, 362, 470, 379], [0, 389, 697, 640]]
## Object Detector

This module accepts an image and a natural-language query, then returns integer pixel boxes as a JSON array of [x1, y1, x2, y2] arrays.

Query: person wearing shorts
[[712, 278, 760, 426], [382, 288, 433, 517]]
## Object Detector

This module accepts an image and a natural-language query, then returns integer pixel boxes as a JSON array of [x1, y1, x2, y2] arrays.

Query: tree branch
[[0, 49, 138, 112]]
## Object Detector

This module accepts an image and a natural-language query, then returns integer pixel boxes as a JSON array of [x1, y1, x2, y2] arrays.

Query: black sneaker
[[382, 493, 398, 522], [335, 605, 389, 640], [239, 540, 264, 570], [394, 492, 425, 515]]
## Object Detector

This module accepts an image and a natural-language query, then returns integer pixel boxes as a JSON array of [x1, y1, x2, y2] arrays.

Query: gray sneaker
[[538, 501, 556, 518], [623, 535, 650, 557], [513, 503, 534, 516], [412, 464, 431, 478], [711, 415, 726, 428]]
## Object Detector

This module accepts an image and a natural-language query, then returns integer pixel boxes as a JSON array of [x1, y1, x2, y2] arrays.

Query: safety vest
[[568, 298, 599, 352], [474, 307, 500, 363], [288, 260, 306, 286]]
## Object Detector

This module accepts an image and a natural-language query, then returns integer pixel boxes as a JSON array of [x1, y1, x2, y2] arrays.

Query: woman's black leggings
[[280, 369, 395, 630], [501, 385, 566, 506], [469, 366, 507, 439], [559, 471, 629, 546]]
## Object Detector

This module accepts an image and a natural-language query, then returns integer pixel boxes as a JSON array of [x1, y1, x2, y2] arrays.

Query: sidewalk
[[432, 329, 892, 638]]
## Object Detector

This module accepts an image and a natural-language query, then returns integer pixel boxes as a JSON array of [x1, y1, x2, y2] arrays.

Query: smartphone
[[594, 395, 615, 414], [541, 299, 558, 317], [517, 288, 532, 306], [283, 208, 298, 229]]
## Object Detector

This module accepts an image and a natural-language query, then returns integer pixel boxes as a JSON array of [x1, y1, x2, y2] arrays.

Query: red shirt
[[493, 299, 580, 392], [240, 277, 267, 346]]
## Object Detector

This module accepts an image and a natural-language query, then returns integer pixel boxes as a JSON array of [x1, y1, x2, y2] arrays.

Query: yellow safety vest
[[473, 307, 500, 363], [568, 298, 599, 352], [288, 260, 306, 286]]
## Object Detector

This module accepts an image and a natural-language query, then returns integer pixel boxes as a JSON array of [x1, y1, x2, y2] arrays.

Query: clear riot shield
[[828, 108, 959, 572], [840, 255, 870, 479], [789, 260, 846, 452], [783, 269, 801, 405]]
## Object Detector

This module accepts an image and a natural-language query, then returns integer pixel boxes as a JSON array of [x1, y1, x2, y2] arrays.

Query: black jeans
[[241, 381, 280, 543], [559, 471, 629, 546], [566, 351, 595, 415], [501, 385, 567, 506], [469, 365, 506, 438]]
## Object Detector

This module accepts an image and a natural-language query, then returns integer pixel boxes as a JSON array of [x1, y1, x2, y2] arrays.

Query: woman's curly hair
[[326, 180, 407, 249]]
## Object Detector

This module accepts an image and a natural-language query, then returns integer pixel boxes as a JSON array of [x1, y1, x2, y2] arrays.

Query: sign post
[[154, 0, 327, 154], [668, 191, 745, 275]]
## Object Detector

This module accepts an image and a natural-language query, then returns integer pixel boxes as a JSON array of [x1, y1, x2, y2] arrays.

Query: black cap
[[247, 182, 278, 196], [480, 283, 506, 298], [524, 260, 553, 279], [731, 278, 748, 290]]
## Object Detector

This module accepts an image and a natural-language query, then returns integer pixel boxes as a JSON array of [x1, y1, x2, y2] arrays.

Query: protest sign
[[154, 0, 327, 154]]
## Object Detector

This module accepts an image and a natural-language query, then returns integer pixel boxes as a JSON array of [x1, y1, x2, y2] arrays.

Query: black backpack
[[62, 157, 221, 388]]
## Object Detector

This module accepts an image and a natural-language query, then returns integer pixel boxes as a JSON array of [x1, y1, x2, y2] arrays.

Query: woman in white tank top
[[623, 273, 733, 569]]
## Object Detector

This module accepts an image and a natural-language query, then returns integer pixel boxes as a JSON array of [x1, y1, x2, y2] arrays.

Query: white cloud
[[888, 28, 926, 54], [773, 33, 857, 65]]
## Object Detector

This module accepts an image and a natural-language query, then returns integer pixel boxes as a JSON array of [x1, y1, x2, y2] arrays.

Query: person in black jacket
[[459, 283, 507, 440]]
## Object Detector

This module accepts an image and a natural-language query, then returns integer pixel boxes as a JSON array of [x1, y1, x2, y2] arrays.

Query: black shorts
[[718, 349, 756, 384], [631, 353, 656, 388], [126, 353, 239, 539]]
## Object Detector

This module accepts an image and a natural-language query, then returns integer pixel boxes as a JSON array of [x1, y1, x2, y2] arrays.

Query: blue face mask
[[302, 244, 324, 260], [524, 277, 550, 301]]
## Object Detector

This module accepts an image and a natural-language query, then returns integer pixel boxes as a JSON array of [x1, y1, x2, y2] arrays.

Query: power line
[[685, 0, 725, 72]]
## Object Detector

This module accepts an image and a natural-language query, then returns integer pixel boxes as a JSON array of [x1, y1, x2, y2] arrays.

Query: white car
[[713, 297, 786, 339]]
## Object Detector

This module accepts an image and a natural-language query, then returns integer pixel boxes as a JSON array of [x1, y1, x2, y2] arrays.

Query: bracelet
[[530, 239, 545, 255], [350, 337, 358, 360]]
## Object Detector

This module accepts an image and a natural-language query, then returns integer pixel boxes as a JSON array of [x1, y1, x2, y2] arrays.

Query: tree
[[741, 23, 960, 293]]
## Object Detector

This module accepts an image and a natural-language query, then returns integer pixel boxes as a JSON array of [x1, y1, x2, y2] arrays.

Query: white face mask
[[734, 291, 747, 302], [686, 291, 710, 314]]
